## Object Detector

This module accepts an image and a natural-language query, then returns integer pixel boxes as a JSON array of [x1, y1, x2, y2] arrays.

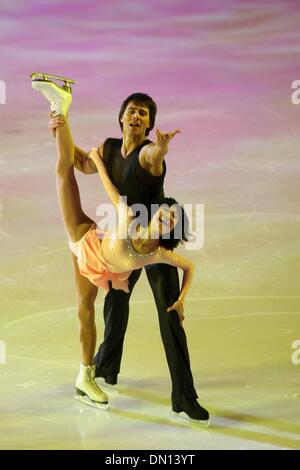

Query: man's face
[[121, 101, 150, 138]]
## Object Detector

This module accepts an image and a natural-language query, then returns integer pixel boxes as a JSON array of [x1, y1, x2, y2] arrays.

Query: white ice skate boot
[[75, 363, 109, 410], [31, 72, 76, 117]]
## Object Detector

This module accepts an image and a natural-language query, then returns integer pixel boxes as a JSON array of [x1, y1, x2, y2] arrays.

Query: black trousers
[[94, 263, 198, 405]]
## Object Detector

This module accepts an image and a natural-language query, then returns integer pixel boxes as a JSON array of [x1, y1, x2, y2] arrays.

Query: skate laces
[[39, 89, 58, 108], [87, 371, 105, 397]]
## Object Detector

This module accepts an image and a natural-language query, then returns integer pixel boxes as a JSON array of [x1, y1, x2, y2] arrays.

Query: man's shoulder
[[141, 138, 153, 148], [103, 138, 122, 161], [104, 137, 122, 147], [139, 139, 153, 157]]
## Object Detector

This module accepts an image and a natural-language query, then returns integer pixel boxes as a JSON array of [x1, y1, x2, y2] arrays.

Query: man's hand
[[140, 127, 181, 176], [155, 128, 181, 154], [166, 299, 185, 327], [48, 113, 65, 138], [47, 113, 100, 174]]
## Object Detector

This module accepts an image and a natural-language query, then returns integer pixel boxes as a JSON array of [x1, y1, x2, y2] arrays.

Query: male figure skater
[[40, 78, 208, 422]]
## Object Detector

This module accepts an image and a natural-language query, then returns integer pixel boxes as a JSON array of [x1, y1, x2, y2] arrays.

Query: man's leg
[[146, 264, 209, 422], [145, 264, 198, 405], [94, 268, 142, 382]]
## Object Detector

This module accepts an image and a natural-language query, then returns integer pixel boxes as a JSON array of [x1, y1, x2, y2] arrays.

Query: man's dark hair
[[119, 93, 157, 136], [158, 197, 192, 251]]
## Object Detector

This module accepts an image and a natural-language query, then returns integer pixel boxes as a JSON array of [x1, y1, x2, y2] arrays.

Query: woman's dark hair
[[157, 197, 192, 251], [118, 93, 157, 136]]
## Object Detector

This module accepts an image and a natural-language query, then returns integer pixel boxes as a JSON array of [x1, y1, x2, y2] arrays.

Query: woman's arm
[[88, 147, 135, 234], [89, 147, 121, 209], [156, 249, 195, 326]]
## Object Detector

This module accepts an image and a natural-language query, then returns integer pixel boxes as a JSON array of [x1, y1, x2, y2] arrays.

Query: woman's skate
[[31, 72, 76, 117], [75, 364, 110, 410]]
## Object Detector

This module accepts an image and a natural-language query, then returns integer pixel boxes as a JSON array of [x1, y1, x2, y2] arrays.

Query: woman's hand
[[88, 147, 103, 163], [48, 112, 65, 137], [166, 299, 185, 327]]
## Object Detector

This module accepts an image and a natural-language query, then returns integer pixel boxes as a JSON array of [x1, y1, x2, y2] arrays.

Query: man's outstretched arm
[[139, 128, 181, 176], [48, 115, 99, 174]]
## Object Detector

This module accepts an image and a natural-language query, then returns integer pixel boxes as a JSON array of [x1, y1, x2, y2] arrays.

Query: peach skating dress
[[68, 223, 161, 296]]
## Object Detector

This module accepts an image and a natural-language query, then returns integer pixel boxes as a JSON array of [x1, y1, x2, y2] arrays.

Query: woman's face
[[151, 205, 179, 238]]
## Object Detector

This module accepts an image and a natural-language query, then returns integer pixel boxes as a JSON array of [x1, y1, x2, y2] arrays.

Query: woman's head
[[151, 197, 191, 250]]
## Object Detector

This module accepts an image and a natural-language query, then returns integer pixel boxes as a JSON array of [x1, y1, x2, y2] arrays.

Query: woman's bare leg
[[55, 117, 93, 242], [71, 254, 99, 365], [72, 255, 108, 406]]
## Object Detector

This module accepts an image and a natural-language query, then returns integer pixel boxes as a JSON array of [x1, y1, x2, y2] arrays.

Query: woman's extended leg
[[55, 118, 108, 408], [71, 253, 98, 366], [55, 118, 93, 242]]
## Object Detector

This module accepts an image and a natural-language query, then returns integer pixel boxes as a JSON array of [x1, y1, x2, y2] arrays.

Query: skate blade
[[30, 72, 76, 85], [74, 394, 110, 410], [171, 411, 210, 427]]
